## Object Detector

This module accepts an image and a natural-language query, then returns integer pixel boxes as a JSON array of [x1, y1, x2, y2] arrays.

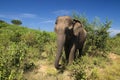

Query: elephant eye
[[55, 21, 57, 24], [55, 20, 58, 24]]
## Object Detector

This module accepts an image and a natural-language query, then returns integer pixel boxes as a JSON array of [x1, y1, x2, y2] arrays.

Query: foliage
[[116, 33, 120, 37], [68, 14, 115, 80], [69, 55, 110, 80], [0, 22, 55, 80], [11, 19, 22, 25], [1, 14, 120, 80], [10, 31, 22, 43], [73, 14, 111, 57], [0, 20, 6, 23], [0, 42, 26, 80], [0, 20, 8, 28], [108, 37, 120, 55]]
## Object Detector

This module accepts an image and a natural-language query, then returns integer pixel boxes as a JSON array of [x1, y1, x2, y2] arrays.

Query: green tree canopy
[[0, 20, 8, 28], [0, 20, 6, 23], [116, 33, 120, 37], [11, 19, 22, 25]]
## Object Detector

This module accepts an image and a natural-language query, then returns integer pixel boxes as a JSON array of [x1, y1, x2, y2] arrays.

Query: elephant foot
[[55, 64, 66, 70], [55, 64, 62, 70]]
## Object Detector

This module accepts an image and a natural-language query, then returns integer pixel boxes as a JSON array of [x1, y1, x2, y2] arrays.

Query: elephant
[[54, 16, 87, 69]]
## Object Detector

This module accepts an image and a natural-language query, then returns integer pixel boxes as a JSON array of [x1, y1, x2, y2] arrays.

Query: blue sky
[[0, 0, 120, 36]]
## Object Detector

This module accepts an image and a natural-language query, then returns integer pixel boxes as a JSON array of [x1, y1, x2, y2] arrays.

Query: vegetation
[[73, 15, 111, 57], [0, 15, 120, 80], [69, 14, 119, 80], [0, 23, 55, 80], [0, 20, 8, 28], [108, 36, 120, 55], [116, 33, 120, 37], [0, 20, 6, 23], [11, 19, 22, 25]]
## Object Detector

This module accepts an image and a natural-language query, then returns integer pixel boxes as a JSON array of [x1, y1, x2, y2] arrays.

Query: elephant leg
[[79, 43, 84, 57], [79, 49, 83, 57], [64, 44, 70, 63], [69, 44, 76, 64]]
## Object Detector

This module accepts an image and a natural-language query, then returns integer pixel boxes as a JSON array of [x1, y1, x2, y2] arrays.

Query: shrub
[[21, 32, 37, 46], [36, 31, 52, 52], [70, 58, 87, 80], [10, 31, 22, 43], [11, 19, 22, 25], [73, 14, 111, 57], [0, 43, 26, 80], [69, 14, 112, 80], [116, 33, 120, 37], [0, 21, 8, 28], [108, 37, 120, 55], [0, 20, 6, 23]]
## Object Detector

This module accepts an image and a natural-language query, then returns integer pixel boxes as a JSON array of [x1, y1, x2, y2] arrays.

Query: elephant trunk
[[54, 34, 65, 69]]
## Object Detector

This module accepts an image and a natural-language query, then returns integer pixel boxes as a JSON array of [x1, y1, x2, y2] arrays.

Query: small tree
[[73, 14, 111, 56], [0, 20, 8, 28], [0, 20, 6, 23], [11, 19, 22, 25], [116, 33, 120, 37]]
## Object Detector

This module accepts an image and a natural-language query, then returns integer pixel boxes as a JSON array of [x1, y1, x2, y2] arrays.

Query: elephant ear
[[73, 19, 83, 36]]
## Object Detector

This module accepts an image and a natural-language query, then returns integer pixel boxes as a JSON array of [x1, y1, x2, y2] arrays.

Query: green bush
[[10, 31, 22, 43], [116, 33, 120, 37], [73, 15, 111, 57], [11, 19, 22, 25], [0, 23, 55, 79], [21, 32, 37, 46], [69, 55, 110, 80], [69, 14, 112, 80], [36, 31, 53, 52], [70, 60, 87, 80], [108, 37, 120, 55], [0, 22, 8, 28], [0, 43, 27, 80]]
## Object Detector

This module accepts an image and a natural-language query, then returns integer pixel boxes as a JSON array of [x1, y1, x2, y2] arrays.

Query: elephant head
[[54, 16, 87, 69]]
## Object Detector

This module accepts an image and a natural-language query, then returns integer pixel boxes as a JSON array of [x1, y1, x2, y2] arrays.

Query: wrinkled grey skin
[[54, 16, 87, 69]]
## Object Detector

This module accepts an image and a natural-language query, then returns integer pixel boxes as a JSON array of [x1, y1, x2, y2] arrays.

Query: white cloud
[[39, 18, 55, 23], [109, 28, 120, 36], [0, 14, 11, 19], [0, 13, 37, 19], [20, 13, 37, 18], [53, 10, 72, 15], [40, 20, 55, 23]]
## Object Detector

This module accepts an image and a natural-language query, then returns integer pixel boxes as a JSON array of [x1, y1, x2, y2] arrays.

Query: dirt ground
[[24, 53, 120, 80]]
